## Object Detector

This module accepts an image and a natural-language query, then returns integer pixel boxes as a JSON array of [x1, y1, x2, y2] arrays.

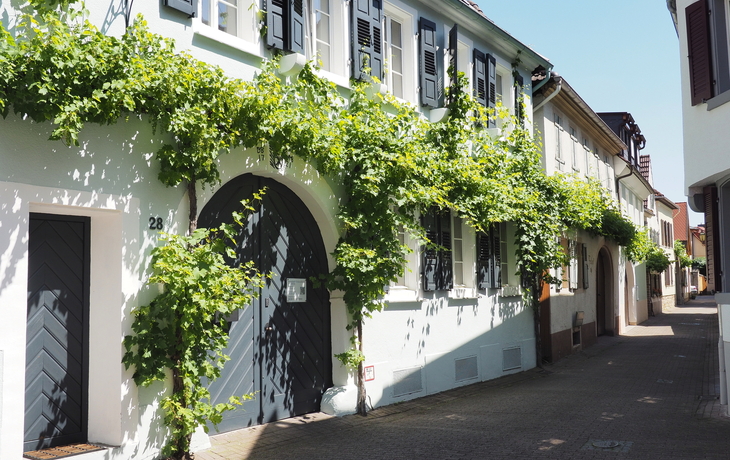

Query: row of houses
[[0, 1, 692, 458]]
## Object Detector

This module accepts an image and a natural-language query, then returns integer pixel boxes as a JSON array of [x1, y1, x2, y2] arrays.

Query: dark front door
[[25, 214, 90, 451], [200, 174, 332, 432], [596, 250, 606, 336]]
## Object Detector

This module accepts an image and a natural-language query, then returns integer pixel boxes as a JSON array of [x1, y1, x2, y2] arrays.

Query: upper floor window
[[311, 0, 332, 71], [201, 0, 257, 43], [554, 114, 564, 170], [570, 127, 578, 169], [384, 15, 404, 98], [685, 0, 730, 106]]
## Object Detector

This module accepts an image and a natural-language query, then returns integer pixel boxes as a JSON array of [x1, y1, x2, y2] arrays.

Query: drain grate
[[24, 443, 105, 460], [581, 439, 633, 453]]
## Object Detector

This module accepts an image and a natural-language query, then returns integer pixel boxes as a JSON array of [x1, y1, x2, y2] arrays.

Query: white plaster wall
[[362, 290, 534, 408], [675, 0, 730, 193]]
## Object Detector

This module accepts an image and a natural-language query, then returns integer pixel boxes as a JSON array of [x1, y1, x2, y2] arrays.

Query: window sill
[[193, 22, 263, 58], [707, 89, 730, 111], [385, 287, 419, 303], [448, 287, 477, 299]]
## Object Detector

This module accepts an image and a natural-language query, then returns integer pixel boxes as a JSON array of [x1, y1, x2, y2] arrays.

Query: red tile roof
[[674, 202, 689, 241]]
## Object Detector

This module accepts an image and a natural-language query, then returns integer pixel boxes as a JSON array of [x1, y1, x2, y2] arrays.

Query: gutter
[[614, 162, 634, 203], [533, 75, 562, 112]]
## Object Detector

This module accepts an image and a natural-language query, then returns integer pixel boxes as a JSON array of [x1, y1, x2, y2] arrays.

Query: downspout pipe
[[533, 77, 562, 112], [614, 164, 633, 203]]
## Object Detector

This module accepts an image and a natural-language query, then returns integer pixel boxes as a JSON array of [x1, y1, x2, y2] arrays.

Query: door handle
[[264, 323, 274, 332]]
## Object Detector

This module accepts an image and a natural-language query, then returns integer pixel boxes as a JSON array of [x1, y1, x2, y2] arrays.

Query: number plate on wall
[[286, 278, 307, 303]]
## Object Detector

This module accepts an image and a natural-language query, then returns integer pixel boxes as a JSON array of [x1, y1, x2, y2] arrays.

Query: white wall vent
[[455, 355, 478, 382], [502, 346, 522, 371], [393, 366, 423, 397]]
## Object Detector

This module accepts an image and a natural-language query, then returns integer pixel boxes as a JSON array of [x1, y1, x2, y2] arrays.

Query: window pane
[[219, 3, 238, 36], [317, 43, 331, 71], [392, 74, 403, 98], [454, 240, 463, 262], [391, 20, 402, 48], [391, 46, 402, 73], [315, 0, 329, 14], [202, 0, 211, 25], [316, 13, 330, 42]]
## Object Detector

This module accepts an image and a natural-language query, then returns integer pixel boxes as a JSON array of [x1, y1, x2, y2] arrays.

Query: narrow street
[[198, 296, 729, 459]]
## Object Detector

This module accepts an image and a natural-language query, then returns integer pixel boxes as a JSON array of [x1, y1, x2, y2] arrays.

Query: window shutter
[[267, 0, 286, 50], [288, 0, 305, 54], [165, 0, 196, 17], [473, 49, 487, 108], [419, 18, 439, 108], [439, 210, 453, 290], [448, 24, 458, 105], [582, 244, 589, 289], [490, 224, 501, 289], [351, 0, 383, 82], [686, 0, 713, 105], [513, 72, 524, 121], [422, 209, 439, 291], [487, 53, 497, 127], [477, 231, 491, 289]]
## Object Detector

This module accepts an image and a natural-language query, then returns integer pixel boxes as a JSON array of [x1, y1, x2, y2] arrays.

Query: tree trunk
[[356, 319, 367, 415]]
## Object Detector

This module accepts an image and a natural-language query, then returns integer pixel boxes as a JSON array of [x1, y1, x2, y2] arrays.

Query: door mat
[[24, 443, 106, 460]]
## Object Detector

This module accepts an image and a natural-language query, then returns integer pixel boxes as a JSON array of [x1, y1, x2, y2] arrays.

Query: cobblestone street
[[198, 296, 730, 459]]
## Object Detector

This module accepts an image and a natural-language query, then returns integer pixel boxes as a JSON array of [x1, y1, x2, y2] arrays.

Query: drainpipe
[[614, 164, 633, 203], [533, 77, 562, 113]]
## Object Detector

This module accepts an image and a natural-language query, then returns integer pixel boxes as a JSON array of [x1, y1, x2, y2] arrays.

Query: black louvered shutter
[[419, 18, 439, 108], [289, 0, 305, 53], [486, 54, 497, 127], [477, 231, 491, 289], [422, 209, 439, 291], [267, 0, 286, 50], [473, 49, 487, 108], [686, 0, 713, 105], [513, 73, 524, 121], [165, 0, 196, 17], [490, 224, 501, 288], [439, 210, 453, 290], [351, 0, 383, 82], [448, 24, 458, 105]]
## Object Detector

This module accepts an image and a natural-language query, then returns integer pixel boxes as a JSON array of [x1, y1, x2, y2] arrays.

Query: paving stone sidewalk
[[197, 296, 730, 459]]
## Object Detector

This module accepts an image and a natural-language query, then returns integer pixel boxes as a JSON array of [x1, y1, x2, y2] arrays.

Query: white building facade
[[0, 1, 552, 458]]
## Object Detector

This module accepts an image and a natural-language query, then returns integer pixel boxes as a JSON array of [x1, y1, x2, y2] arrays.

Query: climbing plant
[[1, 2, 647, 453], [121, 199, 265, 459]]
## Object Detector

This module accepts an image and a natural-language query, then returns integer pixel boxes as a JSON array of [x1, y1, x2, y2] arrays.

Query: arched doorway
[[199, 174, 332, 432]]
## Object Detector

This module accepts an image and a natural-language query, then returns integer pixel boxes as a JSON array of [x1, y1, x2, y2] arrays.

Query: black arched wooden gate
[[199, 174, 332, 432]]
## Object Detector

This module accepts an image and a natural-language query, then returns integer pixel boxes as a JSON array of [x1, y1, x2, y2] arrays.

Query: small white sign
[[286, 278, 307, 303], [364, 365, 375, 381]]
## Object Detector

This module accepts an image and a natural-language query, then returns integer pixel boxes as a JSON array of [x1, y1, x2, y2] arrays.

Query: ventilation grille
[[393, 366, 423, 397], [455, 356, 478, 382], [502, 346, 522, 371]]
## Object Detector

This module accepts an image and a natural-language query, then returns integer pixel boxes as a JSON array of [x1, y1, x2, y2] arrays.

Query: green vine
[[122, 200, 265, 459], [1, 3, 649, 453], [675, 240, 692, 268]]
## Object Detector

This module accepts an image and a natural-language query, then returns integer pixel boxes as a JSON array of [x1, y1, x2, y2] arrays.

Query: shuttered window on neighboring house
[[351, 0, 383, 82], [165, 0, 197, 17], [569, 240, 579, 290], [422, 208, 453, 291], [473, 49, 488, 108], [686, 0, 713, 105], [477, 223, 503, 290], [419, 18, 440, 107]]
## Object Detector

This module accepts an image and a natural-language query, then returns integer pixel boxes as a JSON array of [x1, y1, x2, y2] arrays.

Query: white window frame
[[198, 0, 259, 48], [569, 126, 579, 171], [383, 2, 416, 103], [554, 112, 564, 171], [388, 223, 419, 302], [449, 216, 477, 298]]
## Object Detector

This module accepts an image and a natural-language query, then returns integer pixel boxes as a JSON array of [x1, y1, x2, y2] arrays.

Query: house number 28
[[149, 217, 164, 230]]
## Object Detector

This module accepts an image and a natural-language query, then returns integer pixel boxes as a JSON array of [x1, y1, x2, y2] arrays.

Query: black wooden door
[[200, 175, 332, 432], [25, 214, 90, 451]]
